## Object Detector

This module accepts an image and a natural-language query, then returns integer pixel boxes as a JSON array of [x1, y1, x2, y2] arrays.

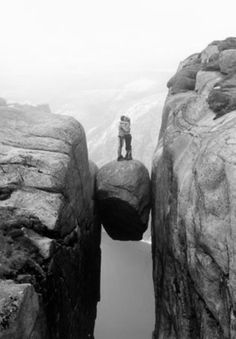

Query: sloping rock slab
[[96, 160, 150, 241], [0, 106, 91, 236], [0, 280, 47, 339]]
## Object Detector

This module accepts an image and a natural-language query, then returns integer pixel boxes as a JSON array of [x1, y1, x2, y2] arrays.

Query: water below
[[95, 231, 155, 339]]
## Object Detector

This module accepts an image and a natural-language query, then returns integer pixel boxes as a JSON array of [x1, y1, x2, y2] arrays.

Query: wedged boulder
[[0, 106, 101, 339], [96, 160, 150, 241], [152, 38, 236, 339]]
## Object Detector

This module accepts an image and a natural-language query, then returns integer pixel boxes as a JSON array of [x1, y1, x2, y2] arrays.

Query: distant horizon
[[1, 0, 236, 84], [0, 68, 171, 114], [1, 1, 236, 125]]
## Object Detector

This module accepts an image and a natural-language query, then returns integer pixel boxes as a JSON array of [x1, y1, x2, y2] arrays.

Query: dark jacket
[[118, 120, 130, 137]]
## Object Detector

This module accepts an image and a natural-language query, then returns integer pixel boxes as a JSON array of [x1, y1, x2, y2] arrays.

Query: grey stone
[[0, 280, 43, 339], [96, 160, 150, 240], [219, 49, 236, 74], [0, 106, 101, 339], [152, 38, 236, 338], [0, 106, 91, 236], [167, 54, 201, 94], [208, 73, 236, 118]]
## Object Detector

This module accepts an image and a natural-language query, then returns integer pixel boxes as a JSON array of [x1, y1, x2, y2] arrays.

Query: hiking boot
[[125, 151, 132, 160], [117, 155, 124, 161]]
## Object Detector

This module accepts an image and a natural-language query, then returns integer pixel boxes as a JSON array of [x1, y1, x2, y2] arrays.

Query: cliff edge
[[152, 37, 236, 338], [0, 104, 101, 339]]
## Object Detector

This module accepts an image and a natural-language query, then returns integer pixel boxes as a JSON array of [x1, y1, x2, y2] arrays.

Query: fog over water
[[95, 232, 155, 339]]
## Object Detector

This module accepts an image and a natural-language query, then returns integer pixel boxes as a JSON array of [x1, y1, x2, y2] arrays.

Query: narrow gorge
[[1, 36, 236, 339]]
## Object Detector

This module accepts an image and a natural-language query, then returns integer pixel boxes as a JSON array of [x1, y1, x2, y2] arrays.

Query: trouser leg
[[117, 136, 124, 159], [125, 134, 132, 151], [125, 134, 132, 160]]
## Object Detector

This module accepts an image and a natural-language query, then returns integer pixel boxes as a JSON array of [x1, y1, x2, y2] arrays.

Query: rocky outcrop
[[152, 38, 236, 338], [0, 280, 47, 338], [167, 54, 201, 94], [96, 160, 150, 241], [0, 105, 101, 338]]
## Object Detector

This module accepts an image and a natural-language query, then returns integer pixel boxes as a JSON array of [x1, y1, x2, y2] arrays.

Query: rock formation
[[96, 160, 150, 241], [152, 37, 236, 338], [0, 105, 101, 338]]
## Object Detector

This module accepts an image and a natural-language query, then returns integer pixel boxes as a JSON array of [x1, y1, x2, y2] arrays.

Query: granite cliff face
[[0, 104, 101, 338], [152, 37, 236, 338]]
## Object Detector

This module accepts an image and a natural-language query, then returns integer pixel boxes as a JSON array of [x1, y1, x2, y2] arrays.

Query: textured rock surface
[[0, 105, 101, 339], [166, 37, 236, 120], [96, 160, 150, 241], [208, 73, 236, 118], [152, 38, 236, 338], [0, 280, 47, 339], [201, 38, 236, 118], [167, 54, 201, 94]]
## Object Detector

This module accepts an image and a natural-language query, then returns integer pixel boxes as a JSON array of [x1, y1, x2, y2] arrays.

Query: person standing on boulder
[[117, 115, 132, 161]]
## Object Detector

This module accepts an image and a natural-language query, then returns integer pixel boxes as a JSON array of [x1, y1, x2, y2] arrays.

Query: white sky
[[0, 0, 236, 77]]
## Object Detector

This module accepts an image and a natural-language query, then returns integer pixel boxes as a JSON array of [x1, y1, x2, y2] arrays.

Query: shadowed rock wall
[[0, 105, 101, 339], [152, 38, 236, 338]]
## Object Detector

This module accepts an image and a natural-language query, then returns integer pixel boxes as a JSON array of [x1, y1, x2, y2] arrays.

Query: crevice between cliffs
[[2, 35, 236, 339]]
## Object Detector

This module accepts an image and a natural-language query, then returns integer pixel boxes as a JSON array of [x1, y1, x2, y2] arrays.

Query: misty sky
[[1, 0, 236, 79]]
